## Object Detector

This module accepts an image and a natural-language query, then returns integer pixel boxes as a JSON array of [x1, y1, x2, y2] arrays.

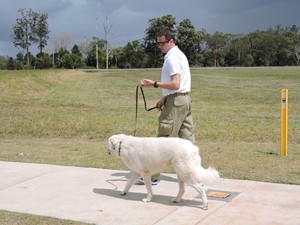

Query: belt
[[168, 92, 189, 97]]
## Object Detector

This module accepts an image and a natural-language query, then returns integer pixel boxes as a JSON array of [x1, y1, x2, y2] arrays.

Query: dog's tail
[[198, 166, 220, 185]]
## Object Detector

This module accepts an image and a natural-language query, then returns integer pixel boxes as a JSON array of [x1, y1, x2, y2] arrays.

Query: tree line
[[1, 11, 299, 70]]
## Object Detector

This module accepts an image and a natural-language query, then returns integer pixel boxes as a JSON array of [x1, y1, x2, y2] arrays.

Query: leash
[[134, 85, 156, 136], [106, 177, 128, 190]]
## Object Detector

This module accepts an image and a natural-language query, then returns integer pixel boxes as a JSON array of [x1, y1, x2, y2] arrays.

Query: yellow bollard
[[280, 89, 288, 156]]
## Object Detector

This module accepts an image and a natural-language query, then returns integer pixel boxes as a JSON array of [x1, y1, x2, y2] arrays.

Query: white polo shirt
[[161, 46, 191, 97]]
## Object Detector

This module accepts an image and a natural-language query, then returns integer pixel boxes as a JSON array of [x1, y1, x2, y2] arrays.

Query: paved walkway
[[0, 161, 299, 225]]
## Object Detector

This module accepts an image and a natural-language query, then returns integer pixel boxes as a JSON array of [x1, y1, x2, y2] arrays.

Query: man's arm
[[140, 74, 180, 90]]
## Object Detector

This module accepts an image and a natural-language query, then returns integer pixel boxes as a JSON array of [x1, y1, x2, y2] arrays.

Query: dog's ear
[[110, 136, 119, 147], [109, 135, 120, 150]]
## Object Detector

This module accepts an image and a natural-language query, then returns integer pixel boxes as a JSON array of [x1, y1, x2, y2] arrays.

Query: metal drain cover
[[206, 189, 240, 202]]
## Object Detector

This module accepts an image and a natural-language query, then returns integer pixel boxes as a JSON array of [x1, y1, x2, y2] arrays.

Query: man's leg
[[178, 110, 195, 144]]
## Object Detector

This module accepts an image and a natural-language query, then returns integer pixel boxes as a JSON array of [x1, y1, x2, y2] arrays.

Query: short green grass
[[0, 210, 88, 225], [0, 67, 299, 224]]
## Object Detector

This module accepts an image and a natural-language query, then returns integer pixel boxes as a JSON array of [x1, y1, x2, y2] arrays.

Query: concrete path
[[0, 161, 299, 225]]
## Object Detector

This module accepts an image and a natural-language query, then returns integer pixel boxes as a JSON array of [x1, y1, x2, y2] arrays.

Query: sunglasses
[[156, 40, 170, 46]]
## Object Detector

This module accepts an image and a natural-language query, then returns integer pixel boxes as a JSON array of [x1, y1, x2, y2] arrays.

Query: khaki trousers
[[158, 93, 195, 144]]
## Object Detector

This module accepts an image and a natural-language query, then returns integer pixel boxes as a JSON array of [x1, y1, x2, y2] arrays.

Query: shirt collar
[[164, 46, 178, 58]]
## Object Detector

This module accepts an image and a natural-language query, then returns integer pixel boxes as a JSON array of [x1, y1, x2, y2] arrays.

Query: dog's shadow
[[109, 171, 179, 183], [93, 172, 205, 209]]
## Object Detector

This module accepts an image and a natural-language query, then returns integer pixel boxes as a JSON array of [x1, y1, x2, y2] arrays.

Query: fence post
[[280, 89, 288, 156]]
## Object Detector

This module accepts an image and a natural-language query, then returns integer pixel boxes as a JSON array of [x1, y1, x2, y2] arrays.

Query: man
[[139, 29, 195, 184]]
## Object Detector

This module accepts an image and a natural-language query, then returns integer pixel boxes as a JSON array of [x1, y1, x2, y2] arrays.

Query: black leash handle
[[134, 85, 156, 136]]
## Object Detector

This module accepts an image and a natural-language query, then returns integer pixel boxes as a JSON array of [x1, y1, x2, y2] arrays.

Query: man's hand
[[156, 97, 166, 111], [140, 79, 154, 87]]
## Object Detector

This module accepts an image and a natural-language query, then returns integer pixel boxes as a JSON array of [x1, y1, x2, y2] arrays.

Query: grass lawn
[[0, 67, 299, 224]]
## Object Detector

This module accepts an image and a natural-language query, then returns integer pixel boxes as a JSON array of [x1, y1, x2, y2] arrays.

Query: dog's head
[[107, 134, 126, 156]]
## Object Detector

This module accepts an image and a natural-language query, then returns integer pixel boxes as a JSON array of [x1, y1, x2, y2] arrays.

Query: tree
[[53, 33, 72, 56], [111, 47, 123, 68], [230, 34, 250, 66], [70, 44, 84, 68], [77, 38, 93, 59], [7, 57, 23, 70], [176, 19, 201, 66], [249, 28, 286, 66], [11, 8, 49, 68], [35, 52, 52, 69], [71, 44, 82, 57], [35, 12, 50, 54], [0, 56, 9, 70], [205, 32, 228, 67], [284, 25, 300, 65], [11, 8, 37, 68], [103, 13, 113, 69], [16, 52, 25, 65], [86, 38, 106, 68], [143, 15, 176, 67], [53, 33, 72, 66], [293, 44, 300, 66], [120, 40, 147, 68]]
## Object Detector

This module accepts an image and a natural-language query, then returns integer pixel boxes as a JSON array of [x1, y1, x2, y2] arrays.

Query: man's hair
[[156, 29, 176, 43]]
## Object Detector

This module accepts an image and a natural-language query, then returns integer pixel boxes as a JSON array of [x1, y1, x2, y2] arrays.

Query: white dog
[[107, 134, 219, 209]]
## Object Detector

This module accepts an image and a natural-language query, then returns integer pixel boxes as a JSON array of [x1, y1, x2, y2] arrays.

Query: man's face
[[156, 35, 172, 54]]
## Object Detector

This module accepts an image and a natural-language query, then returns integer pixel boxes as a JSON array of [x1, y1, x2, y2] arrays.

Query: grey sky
[[0, 0, 299, 57]]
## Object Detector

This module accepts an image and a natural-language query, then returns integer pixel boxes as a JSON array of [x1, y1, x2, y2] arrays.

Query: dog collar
[[118, 141, 122, 156]]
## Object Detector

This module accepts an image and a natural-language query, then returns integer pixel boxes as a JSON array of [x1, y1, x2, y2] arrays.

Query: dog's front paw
[[142, 198, 150, 202], [171, 197, 180, 203], [142, 193, 152, 202], [202, 202, 208, 210]]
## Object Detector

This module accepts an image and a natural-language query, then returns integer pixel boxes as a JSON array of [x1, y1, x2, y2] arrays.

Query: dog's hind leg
[[172, 177, 185, 203], [190, 183, 208, 210], [121, 172, 140, 196]]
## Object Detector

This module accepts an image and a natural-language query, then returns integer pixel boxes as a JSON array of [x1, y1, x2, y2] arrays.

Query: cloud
[[0, 0, 299, 57]]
